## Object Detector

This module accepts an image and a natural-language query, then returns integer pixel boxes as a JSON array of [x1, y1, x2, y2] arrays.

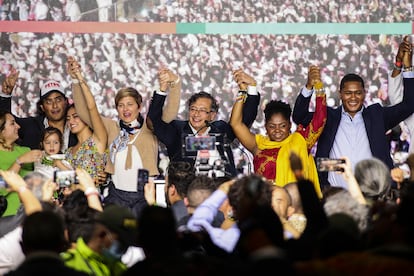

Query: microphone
[[194, 120, 211, 136]]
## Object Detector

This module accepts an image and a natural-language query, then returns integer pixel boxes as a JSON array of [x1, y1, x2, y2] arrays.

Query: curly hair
[[263, 100, 291, 123]]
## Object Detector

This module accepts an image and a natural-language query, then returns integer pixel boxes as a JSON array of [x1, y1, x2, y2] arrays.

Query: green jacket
[[62, 237, 126, 276]]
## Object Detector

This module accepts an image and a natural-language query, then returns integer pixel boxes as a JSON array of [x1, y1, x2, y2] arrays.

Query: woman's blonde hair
[[115, 87, 142, 107]]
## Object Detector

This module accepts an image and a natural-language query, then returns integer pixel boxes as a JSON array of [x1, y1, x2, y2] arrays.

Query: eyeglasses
[[189, 107, 211, 115], [43, 96, 65, 105]]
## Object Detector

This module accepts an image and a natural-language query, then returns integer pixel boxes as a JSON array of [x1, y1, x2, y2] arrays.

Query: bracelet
[[236, 91, 247, 103], [314, 87, 326, 95], [394, 63, 402, 71], [395, 61, 403, 68], [72, 79, 86, 84], [84, 187, 100, 197], [168, 77, 180, 88], [403, 66, 414, 72]]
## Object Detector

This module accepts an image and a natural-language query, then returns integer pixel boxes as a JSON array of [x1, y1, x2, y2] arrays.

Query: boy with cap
[[62, 204, 138, 276], [1, 69, 77, 150]]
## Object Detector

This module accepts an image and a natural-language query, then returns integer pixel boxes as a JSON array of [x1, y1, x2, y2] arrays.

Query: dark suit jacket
[[292, 77, 414, 188], [148, 92, 260, 176], [0, 95, 77, 149]]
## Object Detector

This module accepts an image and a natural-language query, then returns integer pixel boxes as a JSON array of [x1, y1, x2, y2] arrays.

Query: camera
[[137, 169, 149, 187], [182, 133, 229, 178], [185, 136, 216, 151], [0, 176, 7, 189], [316, 158, 345, 172], [54, 170, 78, 187]]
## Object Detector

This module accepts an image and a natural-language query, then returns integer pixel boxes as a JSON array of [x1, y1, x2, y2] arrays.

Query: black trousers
[[103, 182, 148, 218]]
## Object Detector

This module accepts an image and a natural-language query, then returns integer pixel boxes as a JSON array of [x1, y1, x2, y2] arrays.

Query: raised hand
[[41, 178, 59, 202], [75, 168, 96, 191], [218, 178, 236, 194], [335, 156, 353, 180], [75, 168, 103, 211], [158, 68, 179, 92], [0, 170, 26, 192], [401, 36, 413, 68], [1, 67, 20, 95], [390, 167, 404, 184], [232, 68, 256, 91], [144, 178, 156, 205], [67, 56, 83, 80], [306, 65, 321, 90]]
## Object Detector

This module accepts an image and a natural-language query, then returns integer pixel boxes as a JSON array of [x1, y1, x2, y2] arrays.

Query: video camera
[[182, 133, 230, 178]]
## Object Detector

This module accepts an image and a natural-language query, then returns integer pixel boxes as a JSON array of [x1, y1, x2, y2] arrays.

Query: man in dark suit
[[148, 69, 260, 177], [292, 49, 414, 190], [1, 71, 77, 150]]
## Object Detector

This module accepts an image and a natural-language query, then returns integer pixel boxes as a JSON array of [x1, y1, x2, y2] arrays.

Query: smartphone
[[54, 170, 79, 187], [316, 158, 345, 172], [0, 176, 7, 189], [137, 169, 149, 187]]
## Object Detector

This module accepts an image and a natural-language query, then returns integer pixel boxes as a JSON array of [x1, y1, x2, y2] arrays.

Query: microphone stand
[[237, 144, 253, 175]]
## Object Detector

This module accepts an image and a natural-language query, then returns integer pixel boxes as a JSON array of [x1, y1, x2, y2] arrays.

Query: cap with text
[[40, 80, 66, 99]]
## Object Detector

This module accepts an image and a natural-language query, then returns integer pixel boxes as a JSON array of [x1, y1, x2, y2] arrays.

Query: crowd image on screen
[[0, 31, 409, 137]]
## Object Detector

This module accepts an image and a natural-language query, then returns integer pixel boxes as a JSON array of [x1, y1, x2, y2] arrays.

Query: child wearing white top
[[34, 127, 72, 179]]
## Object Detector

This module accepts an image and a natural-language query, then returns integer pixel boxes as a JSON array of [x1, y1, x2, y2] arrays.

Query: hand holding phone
[[137, 169, 149, 187], [54, 170, 79, 187]]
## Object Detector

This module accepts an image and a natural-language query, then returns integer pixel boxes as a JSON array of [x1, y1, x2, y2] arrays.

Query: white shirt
[[112, 134, 143, 192], [0, 226, 24, 275]]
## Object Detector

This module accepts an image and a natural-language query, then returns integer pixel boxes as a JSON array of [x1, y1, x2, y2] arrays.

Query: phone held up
[[54, 170, 79, 188], [137, 169, 149, 188], [316, 157, 345, 172]]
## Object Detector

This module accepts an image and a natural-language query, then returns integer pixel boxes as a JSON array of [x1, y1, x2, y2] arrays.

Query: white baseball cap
[[40, 80, 65, 99]]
